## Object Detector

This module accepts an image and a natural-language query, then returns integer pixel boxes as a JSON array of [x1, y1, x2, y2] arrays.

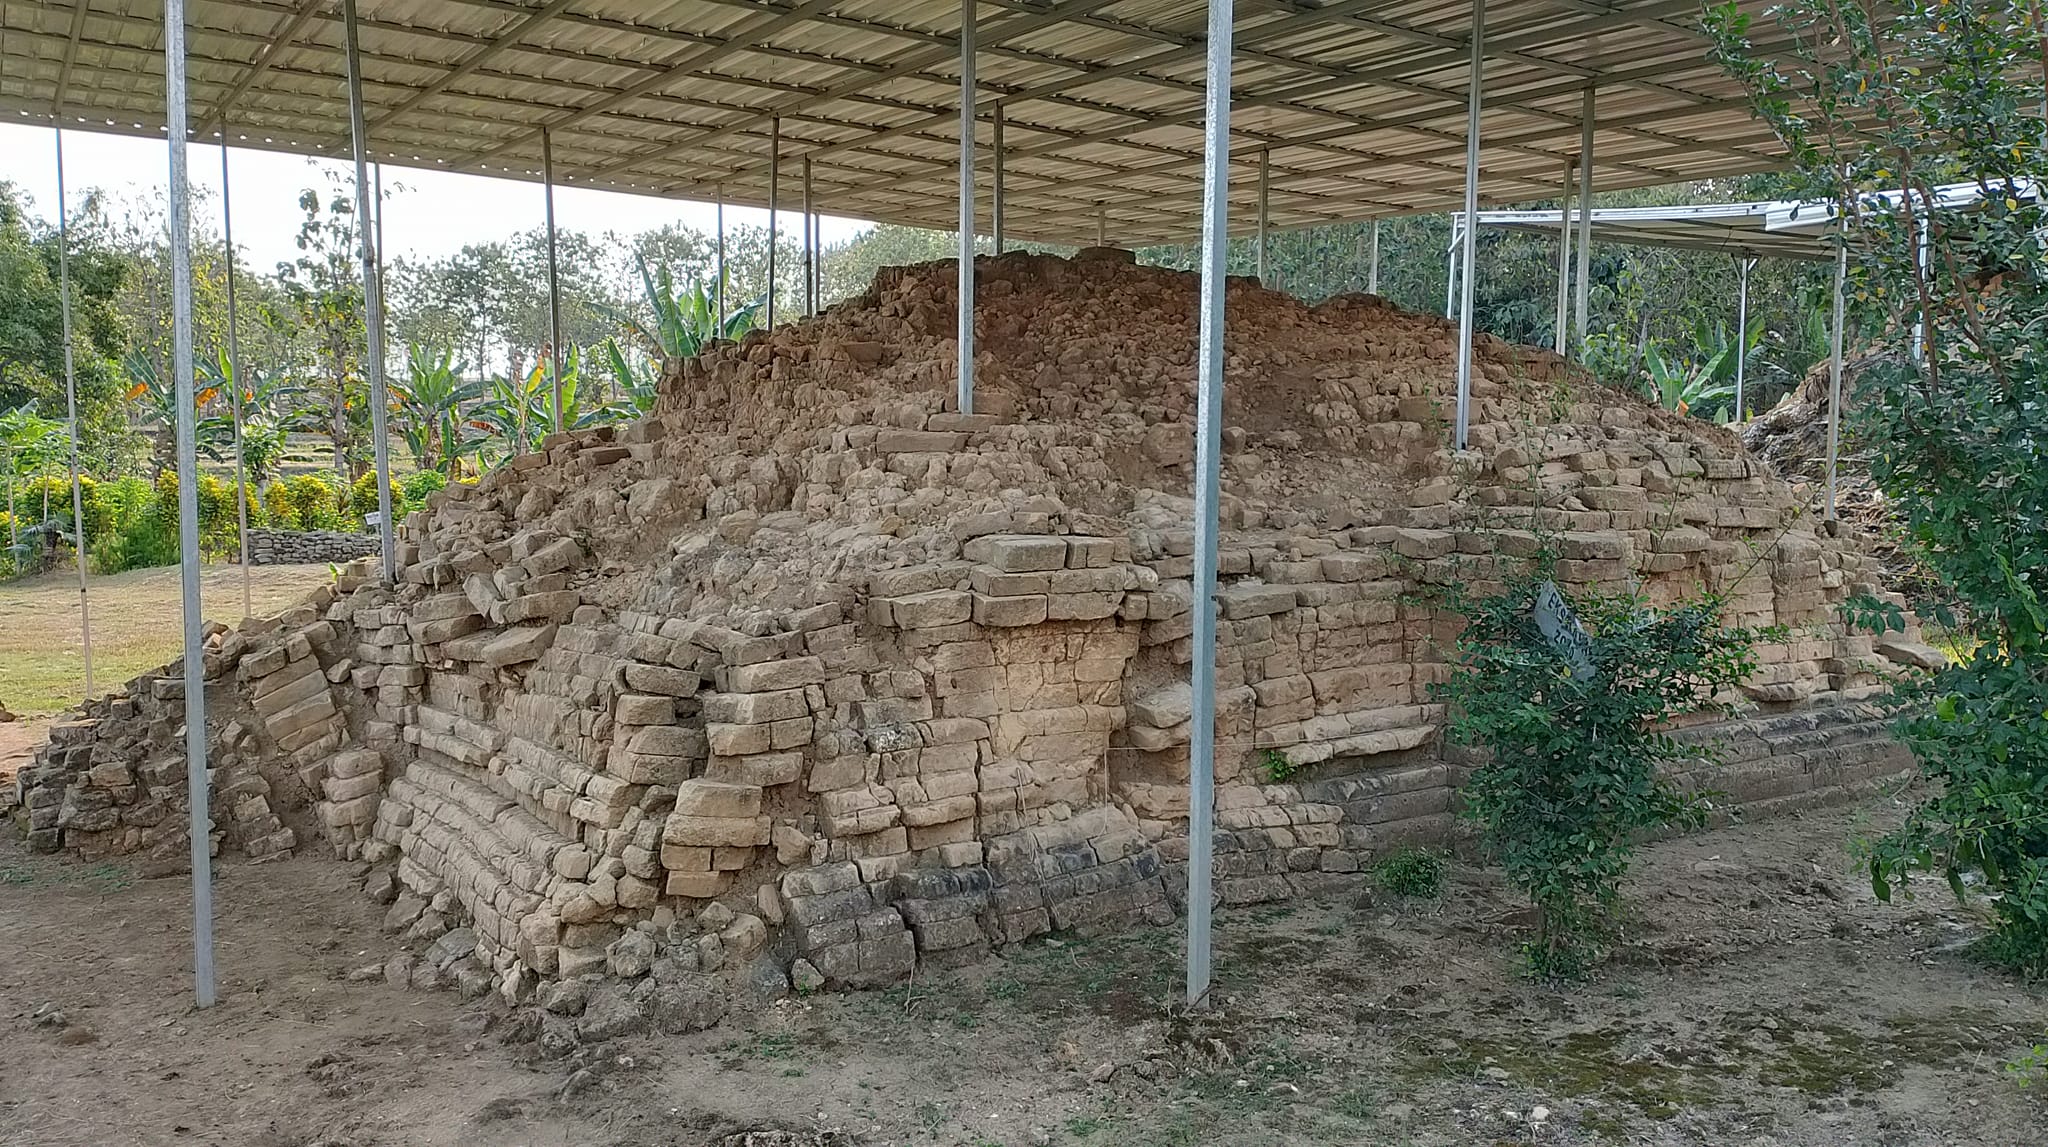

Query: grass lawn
[[0, 563, 332, 716]]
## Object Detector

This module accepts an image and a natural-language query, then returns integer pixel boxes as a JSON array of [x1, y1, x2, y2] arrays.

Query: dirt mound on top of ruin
[[412, 250, 1780, 622]]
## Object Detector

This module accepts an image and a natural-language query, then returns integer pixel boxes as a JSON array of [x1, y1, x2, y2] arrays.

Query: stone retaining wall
[[241, 528, 378, 566]]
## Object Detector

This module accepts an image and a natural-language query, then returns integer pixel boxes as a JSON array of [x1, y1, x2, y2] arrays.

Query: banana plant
[[125, 352, 235, 474], [464, 346, 613, 463], [1643, 339, 1735, 421], [196, 349, 312, 483], [389, 342, 487, 477], [600, 256, 763, 362], [599, 336, 659, 415]]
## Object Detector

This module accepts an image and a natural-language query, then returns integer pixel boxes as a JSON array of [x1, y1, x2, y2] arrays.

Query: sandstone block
[[707, 751, 804, 787], [701, 689, 810, 724], [967, 534, 1068, 572], [726, 656, 826, 693], [881, 590, 973, 629], [663, 814, 772, 848], [972, 593, 1047, 627], [624, 663, 700, 697], [615, 693, 675, 725], [1219, 584, 1296, 619], [481, 624, 556, 667]]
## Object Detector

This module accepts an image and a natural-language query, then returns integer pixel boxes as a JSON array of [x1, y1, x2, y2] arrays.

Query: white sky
[[0, 122, 872, 272]]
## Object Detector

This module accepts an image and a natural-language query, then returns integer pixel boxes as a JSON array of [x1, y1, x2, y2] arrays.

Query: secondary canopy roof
[[2, 0, 1791, 245], [1469, 180, 2024, 261]]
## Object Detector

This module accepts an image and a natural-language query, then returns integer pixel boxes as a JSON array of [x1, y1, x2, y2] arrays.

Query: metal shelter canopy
[[1468, 180, 2025, 261], [2, 0, 1793, 246], [1472, 199, 1836, 260]]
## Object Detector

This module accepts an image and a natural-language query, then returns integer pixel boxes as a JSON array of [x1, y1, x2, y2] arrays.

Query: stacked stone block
[[240, 528, 378, 566]]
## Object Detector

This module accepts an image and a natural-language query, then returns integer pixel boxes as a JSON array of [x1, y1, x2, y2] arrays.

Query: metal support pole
[[1096, 207, 1106, 247], [1444, 217, 1461, 319], [542, 129, 564, 431], [374, 163, 385, 322], [992, 103, 1006, 254], [1452, 0, 1484, 451], [221, 139, 250, 619], [1573, 89, 1595, 350], [1367, 220, 1380, 295], [802, 155, 815, 317], [767, 117, 779, 329], [1825, 243, 1847, 521], [957, 0, 977, 415], [165, 0, 217, 1011], [1554, 158, 1574, 353], [55, 128, 94, 699], [1187, 0, 1235, 1010], [1734, 256, 1754, 419], [1255, 146, 1270, 283], [1911, 225, 1930, 366], [714, 184, 726, 334], [343, 0, 395, 583]]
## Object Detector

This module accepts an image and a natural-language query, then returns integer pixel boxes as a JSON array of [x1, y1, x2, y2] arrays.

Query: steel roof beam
[[368, 0, 580, 133], [578, 0, 1141, 179], [193, 0, 326, 138], [52, 0, 89, 113]]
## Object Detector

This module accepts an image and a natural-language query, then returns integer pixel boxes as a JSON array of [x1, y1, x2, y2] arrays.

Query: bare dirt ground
[[3, 792, 2044, 1147], [0, 564, 334, 716]]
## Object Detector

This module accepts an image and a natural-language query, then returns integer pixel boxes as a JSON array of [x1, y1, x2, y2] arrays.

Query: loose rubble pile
[[1740, 350, 1938, 600], [3, 251, 1943, 1038], [239, 528, 379, 566]]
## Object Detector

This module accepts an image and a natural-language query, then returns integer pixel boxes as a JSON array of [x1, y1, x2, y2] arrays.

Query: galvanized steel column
[[343, 0, 395, 583], [1367, 219, 1380, 295], [957, 0, 977, 415], [55, 128, 95, 699], [542, 129, 564, 430], [1825, 244, 1847, 521], [1187, 0, 1236, 1009], [768, 117, 780, 329], [1255, 146, 1269, 283], [1734, 256, 1754, 419], [221, 138, 251, 618], [1452, 0, 1483, 451], [802, 156, 814, 317], [992, 103, 1005, 254], [715, 184, 726, 333], [1573, 89, 1594, 350], [165, 0, 217, 1010], [1554, 158, 1573, 353]]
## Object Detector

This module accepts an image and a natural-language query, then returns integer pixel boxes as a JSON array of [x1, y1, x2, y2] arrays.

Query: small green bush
[[1374, 849, 1447, 899], [401, 469, 448, 514], [347, 471, 404, 527], [95, 509, 179, 574], [1434, 555, 1764, 978], [264, 473, 345, 532]]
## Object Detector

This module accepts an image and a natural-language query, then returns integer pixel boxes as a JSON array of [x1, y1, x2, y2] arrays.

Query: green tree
[[1714, 0, 2048, 974], [0, 182, 132, 468], [276, 179, 370, 479]]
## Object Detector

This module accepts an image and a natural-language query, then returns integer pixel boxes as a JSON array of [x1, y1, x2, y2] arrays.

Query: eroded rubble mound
[[5, 251, 1930, 1039], [1740, 349, 1937, 599]]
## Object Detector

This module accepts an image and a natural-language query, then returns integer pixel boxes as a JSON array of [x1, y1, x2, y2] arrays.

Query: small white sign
[[1533, 581, 1597, 682]]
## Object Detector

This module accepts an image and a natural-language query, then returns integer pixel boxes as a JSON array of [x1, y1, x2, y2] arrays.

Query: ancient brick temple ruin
[[4, 251, 1933, 1024]]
